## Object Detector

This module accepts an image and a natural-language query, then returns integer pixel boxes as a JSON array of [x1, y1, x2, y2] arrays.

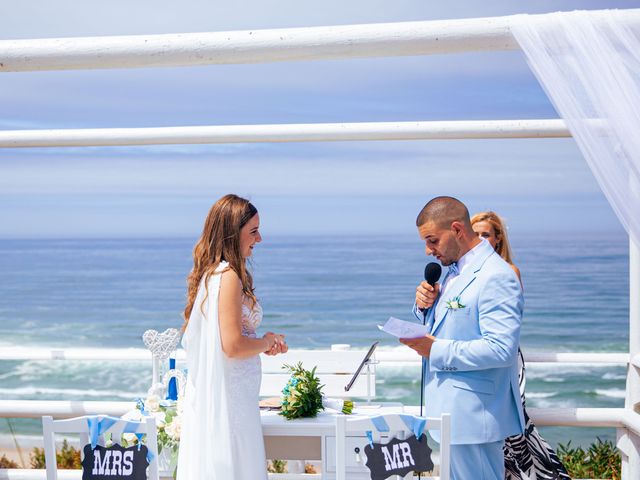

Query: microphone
[[424, 262, 442, 287]]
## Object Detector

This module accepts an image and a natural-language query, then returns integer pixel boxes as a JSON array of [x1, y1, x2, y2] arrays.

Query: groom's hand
[[416, 281, 440, 310], [400, 335, 436, 358]]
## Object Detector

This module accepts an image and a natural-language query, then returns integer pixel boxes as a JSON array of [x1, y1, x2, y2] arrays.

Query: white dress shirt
[[440, 239, 487, 297]]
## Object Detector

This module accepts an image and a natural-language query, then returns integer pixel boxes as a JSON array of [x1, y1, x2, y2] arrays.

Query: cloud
[[0, 0, 633, 237], [0, 138, 598, 197]]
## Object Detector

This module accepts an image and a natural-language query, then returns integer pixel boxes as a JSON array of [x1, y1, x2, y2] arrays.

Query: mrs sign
[[82, 444, 149, 480]]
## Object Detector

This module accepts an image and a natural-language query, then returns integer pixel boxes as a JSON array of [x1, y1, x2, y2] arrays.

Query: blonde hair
[[183, 194, 258, 329], [471, 211, 514, 265]]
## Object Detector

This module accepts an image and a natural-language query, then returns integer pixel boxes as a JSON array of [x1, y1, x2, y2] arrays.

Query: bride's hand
[[263, 333, 287, 355], [274, 334, 288, 355], [262, 332, 279, 355]]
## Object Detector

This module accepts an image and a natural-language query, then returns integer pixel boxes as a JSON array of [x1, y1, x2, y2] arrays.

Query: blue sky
[[0, 0, 636, 238]]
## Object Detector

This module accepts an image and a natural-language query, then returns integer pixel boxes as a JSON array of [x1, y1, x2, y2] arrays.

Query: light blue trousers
[[449, 441, 504, 480]]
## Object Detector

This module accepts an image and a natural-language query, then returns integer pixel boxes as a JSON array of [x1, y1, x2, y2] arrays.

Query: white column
[[621, 238, 640, 479]]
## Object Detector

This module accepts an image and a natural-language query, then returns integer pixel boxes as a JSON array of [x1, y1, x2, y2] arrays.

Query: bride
[[177, 194, 288, 479]]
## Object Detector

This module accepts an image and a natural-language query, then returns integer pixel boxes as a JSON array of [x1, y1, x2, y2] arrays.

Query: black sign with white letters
[[81, 444, 149, 480], [364, 434, 433, 480]]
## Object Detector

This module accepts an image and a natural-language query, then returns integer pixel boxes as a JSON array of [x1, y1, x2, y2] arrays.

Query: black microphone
[[424, 262, 442, 287]]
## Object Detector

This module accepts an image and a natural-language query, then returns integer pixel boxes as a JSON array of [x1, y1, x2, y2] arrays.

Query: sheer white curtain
[[512, 10, 640, 246]]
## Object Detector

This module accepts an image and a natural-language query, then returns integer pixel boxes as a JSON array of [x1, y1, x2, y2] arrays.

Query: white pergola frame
[[1, 10, 639, 479]]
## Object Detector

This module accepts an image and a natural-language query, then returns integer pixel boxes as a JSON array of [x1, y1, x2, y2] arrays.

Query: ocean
[[0, 231, 630, 450]]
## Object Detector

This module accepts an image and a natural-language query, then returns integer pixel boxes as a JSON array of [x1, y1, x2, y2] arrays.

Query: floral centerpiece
[[280, 362, 353, 420], [121, 392, 182, 478]]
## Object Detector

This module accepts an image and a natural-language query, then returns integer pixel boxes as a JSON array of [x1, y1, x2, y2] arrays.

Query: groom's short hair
[[416, 196, 472, 229]]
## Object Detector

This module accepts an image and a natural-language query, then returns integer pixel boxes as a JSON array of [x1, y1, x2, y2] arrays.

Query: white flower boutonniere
[[445, 296, 465, 310]]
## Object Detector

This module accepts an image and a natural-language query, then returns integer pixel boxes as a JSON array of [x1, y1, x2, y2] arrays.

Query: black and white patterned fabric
[[504, 349, 571, 480]]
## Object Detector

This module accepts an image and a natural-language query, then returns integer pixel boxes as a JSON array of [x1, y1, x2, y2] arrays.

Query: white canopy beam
[[0, 119, 569, 148], [0, 11, 638, 73], [0, 17, 517, 72]]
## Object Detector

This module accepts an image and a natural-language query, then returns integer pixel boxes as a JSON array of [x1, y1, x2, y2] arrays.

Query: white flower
[[152, 411, 166, 428], [145, 394, 161, 413], [122, 432, 137, 444], [165, 417, 181, 441], [446, 296, 465, 310]]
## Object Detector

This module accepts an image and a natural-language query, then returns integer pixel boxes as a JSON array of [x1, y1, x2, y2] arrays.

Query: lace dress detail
[[226, 297, 263, 428], [241, 299, 263, 337]]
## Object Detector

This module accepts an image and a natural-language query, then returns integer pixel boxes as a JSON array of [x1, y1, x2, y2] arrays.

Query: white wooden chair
[[42, 414, 159, 480], [335, 413, 450, 480], [260, 348, 377, 400]]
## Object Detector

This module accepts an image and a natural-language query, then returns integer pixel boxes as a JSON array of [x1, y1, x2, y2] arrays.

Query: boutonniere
[[445, 296, 465, 310]]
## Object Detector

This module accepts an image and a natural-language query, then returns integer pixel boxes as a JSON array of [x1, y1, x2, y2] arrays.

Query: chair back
[[41, 414, 159, 480], [334, 413, 450, 480], [260, 348, 377, 399]]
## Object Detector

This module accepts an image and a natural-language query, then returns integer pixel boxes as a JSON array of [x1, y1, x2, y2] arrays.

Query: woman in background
[[177, 194, 287, 480], [471, 212, 569, 480]]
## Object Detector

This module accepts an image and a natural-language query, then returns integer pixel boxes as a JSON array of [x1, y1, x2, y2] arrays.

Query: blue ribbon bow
[[86, 416, 119, 450], [86, 415, 153, 459], [364, 414, 426, 447], [399, 414, 427, 440]]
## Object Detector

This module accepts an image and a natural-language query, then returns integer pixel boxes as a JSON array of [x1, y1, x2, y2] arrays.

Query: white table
[[261, 404, 405, 479]]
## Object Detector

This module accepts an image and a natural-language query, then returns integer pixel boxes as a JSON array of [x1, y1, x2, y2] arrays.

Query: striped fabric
[[504, 349, 570, 480]]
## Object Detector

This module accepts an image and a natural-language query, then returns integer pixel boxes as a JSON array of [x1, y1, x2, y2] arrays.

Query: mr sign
[[364, 434, 433, 480], [81, 444, 149, 480]]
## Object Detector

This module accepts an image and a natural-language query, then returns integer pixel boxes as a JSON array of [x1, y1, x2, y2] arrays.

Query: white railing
[[1, 346, 638, 480], [0, 346, 632, 425], [0, 400, 635, 430], [0, 346, 630, 364], [376, 349, 630, 365]]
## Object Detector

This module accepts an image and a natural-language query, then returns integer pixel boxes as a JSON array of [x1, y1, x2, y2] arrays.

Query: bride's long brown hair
[[182, 194, 258, 329]]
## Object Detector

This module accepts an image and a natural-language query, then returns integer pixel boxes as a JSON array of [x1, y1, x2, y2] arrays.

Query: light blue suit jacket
[[414, 239, 525, 445]]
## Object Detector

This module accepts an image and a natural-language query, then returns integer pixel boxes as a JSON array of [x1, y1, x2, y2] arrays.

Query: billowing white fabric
[[177, 261, 267, 479], [512, 9, 640, 246]]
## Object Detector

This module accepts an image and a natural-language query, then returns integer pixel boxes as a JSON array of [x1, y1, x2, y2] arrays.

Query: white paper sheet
[[377, 317, 430, 339]]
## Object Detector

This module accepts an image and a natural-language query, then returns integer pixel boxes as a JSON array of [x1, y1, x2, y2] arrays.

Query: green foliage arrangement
[[557, 438, 621, 479], [267, 459, 287, 473], [266, 460, 318, 474], [30, 439, 81, 469], [280, 362, 324, 420]]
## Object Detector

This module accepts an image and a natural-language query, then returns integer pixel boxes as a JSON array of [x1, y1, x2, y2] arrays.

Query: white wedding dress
[[177, 261, 268, 479]]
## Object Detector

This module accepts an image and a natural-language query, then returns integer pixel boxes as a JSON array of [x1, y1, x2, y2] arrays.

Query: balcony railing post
[[622, 237, 640, 479]]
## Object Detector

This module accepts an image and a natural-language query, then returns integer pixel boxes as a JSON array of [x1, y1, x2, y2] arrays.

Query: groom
[[400, 196, 524, 480]]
